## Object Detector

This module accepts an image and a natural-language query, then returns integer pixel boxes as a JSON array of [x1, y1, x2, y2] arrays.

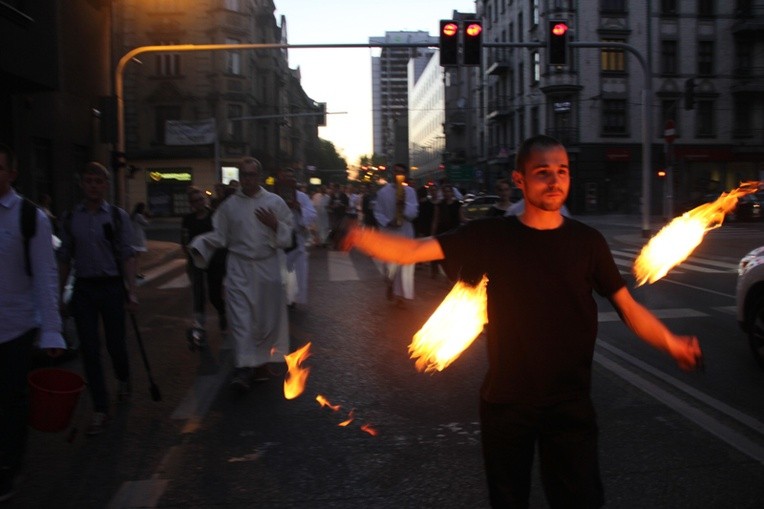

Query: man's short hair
[[393, 163, 408, 173], [0, 143, 16, 170], [238, 157, 262, 172], [80, 161, 111, 180], [515, 135, 564, 174]]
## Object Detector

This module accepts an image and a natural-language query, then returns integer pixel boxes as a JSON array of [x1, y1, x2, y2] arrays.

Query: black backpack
[[20, 197, 38, 277]]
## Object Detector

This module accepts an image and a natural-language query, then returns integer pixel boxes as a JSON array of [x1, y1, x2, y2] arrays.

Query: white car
[[736, 246, 764, 369]]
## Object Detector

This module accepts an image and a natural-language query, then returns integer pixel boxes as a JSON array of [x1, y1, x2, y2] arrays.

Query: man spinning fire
[[342, 135, 703, 508]]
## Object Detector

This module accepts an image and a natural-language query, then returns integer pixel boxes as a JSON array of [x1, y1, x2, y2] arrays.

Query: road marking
[[328, 250, 361, 281], [137, 258, 186, 286], [713, 305, 737, 315], [594, 352, 764, 465], [657, 278, 735, 299], [598, 308, 708, 322], [613, 248, 739, 270], [158, 272, 190, 289]]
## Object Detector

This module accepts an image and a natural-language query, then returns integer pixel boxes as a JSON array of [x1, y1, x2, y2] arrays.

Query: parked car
[[462, 194, 500, 220], [735, 246, 764, 369], [728, 194, 762, 222]]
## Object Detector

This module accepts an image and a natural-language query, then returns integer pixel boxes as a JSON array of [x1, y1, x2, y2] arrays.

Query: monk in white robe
[[190, 157, 294, 390]]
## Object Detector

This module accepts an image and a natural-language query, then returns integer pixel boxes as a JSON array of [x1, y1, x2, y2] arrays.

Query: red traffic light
[[442, 22, 458, 37], [551, 23, 568, 36], [465, 23, 482, 37]]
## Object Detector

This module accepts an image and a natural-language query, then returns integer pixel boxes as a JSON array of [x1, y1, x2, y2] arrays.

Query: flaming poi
[[283, 342, 312, 399], [409, 275, 488, 372], [633, 181, 760, 286]]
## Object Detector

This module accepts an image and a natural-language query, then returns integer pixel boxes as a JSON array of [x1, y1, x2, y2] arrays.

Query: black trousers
[[480, 397, 604, 509]]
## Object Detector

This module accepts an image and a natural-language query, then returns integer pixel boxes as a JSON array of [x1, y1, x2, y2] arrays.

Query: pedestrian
[[328, 182, 348, 242], [360, 183, 378, 229], [341, 135, 703, 508], [57, 162, 137, 435], [372, 163, 418, 306], [181, 187, 227, 336], [311, 185, 331, 246], [275, 167, 317, 308], [346, 183, 361, 221], [188, 157, 294, 392], [0, 144, 66, 503], [485, 178, 514, 217], [130, 202, 150, 279]]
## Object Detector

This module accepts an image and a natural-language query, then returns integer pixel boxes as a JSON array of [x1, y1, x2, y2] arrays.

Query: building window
[[602, 99, 627, 134], [698, 0, 714, 17], [735, 38, 753, 75], [601, 0, 627, 12], [518, 63, 524, 95], [518, 108, 525, 143], [696, 100, 715, 137], [155, 105, 181, 144], [601, 39, 625, 73], [733, 96, 753, 137], [227, 104, 243, 140], [736, 0, 753, 16], [661, 0, 678, 15], [226, 37, 241, 75], [155, 41, 180, 77], [531, 106, 539, 136], [660, 40, 677, 75], [532, 51, 540, 85], [518, 13, 523, 42], [698, 41, 714, 76], [530, 0, 539, 27]]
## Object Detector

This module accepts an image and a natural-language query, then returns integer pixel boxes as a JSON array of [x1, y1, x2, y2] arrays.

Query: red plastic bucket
[[27, 368, 85, 432]]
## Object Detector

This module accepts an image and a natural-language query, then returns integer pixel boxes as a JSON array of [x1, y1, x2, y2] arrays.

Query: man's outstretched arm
[[342, 224, 444, 265], [610, 286, 703, 371]]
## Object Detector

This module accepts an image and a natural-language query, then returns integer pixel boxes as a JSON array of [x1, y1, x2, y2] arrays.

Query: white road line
[[328, 250, 361, 281], [658, 278, 736, 299], [137, 258, 186, 286], [713, 305, 737, 315], [598, 308, 708, 322], [594, 353, 764, 465], [612, 248, 739, 270]]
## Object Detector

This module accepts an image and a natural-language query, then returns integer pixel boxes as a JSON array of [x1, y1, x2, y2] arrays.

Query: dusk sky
[[274, 0, 478, 166]]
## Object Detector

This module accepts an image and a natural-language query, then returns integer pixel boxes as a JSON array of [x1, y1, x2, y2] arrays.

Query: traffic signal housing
[[462, 20, 483, 66], [440, 20, 459, 66], [548, 20, 569, 66]]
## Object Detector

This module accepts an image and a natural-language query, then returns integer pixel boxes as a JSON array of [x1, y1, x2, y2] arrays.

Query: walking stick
[[129, 312, 162, 401]]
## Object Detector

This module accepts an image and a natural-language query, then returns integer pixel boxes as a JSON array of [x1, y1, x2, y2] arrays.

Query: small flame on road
[[338, 409, 355, 427], [409, 276, 488, 372], [360, 423, 378, 436], [316, 394, 341, 411], [633, 182, 760, 286], [283, 342, 312, 400]]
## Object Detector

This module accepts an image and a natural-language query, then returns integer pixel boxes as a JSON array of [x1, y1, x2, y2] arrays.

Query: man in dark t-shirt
[[181, 187, 227, 335], [341, 135, 703, 508]]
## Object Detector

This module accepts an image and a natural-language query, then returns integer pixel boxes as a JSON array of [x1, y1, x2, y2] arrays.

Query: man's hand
[[255, 207, 278, 231], [667, 334, 703, 372]]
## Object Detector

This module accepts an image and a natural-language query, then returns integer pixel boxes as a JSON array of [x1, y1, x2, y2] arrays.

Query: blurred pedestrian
[[0, 144, 66, 503], [373, 163, 418, 305], [57, 162, 137, 435], [328, 182, 348, 242], [181, 187, 227, 335], [342, 135, 702, 508], [130, 202, 150, 279], [311, 185, 331, 246], [360, 183, 379, 229], [276, 168, 317, 308], [188, 157, 294, 392], [485, 179, 514, 217]]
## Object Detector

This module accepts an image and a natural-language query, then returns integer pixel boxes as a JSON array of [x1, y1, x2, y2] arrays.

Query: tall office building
[[370, 31, 438, 165]]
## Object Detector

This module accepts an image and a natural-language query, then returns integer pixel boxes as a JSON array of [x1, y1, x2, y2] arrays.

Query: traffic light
[[684, 78, 695, 110], [317, 102, 327, 126], [439, 20, 459, 66], [463, 20, 483, 66], [548, 20, 569, 66]]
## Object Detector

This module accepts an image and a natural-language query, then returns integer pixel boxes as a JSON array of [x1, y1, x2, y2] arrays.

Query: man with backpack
[[57, 162, 137, 435], [0, 143, 66, 502]]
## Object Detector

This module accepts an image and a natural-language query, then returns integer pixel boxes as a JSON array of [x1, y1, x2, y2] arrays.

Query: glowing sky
[[274, 0, 478, 166]]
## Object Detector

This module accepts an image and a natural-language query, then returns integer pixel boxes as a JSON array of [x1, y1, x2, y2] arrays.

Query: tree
[[307, 139, 348, 184]]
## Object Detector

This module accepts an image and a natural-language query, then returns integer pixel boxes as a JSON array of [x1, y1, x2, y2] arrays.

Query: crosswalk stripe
[[598, 308, 708, 322], [137, 258, 186, 287], [611, 251, 736, 273], [713, 306, 737, 316], [328, 251, 361, 281]]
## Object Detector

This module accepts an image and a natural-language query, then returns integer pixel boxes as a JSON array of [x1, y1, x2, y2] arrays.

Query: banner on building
[[165, 118, 216, 145]]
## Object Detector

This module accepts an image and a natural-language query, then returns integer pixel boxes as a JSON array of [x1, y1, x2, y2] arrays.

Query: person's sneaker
[[117, 380, 132, 402], [230, 367, 253, 392], [253, 365, 271, 382], [86, 412, 110, 436]]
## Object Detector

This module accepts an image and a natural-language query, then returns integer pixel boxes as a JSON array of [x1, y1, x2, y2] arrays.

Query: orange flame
[[316, 394, 341, 412], [338, 409, 355, 427], [283, 342, 312, 400], [633, 182, 760, 286], [360, 423, 378, 436], [409, 276, 488, 372]]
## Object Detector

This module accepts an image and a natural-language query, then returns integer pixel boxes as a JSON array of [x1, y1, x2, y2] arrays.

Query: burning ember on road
[[316, 394, 341, 411], [633, 182, 760, 286], [360, 423, 378, 436], [283, 342, 312, 400], [409, 276, 488, 372], [338, 409, 355, 427]]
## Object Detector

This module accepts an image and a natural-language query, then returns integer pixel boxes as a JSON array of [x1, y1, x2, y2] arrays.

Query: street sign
[[664, 119, 676, 144]]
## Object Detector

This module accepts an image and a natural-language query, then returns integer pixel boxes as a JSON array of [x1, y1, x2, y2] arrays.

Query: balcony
[[486, 50, 513, 76], [486, 100, 512, 122]]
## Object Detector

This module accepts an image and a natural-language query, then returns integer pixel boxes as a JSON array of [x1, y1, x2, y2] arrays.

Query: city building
[[370, 31, 439, 166], [478, 0, 764, 214], [115, 0, 324, 215]]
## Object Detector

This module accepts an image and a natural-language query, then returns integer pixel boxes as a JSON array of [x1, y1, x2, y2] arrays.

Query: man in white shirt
[[0, 143, 65, 502]]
